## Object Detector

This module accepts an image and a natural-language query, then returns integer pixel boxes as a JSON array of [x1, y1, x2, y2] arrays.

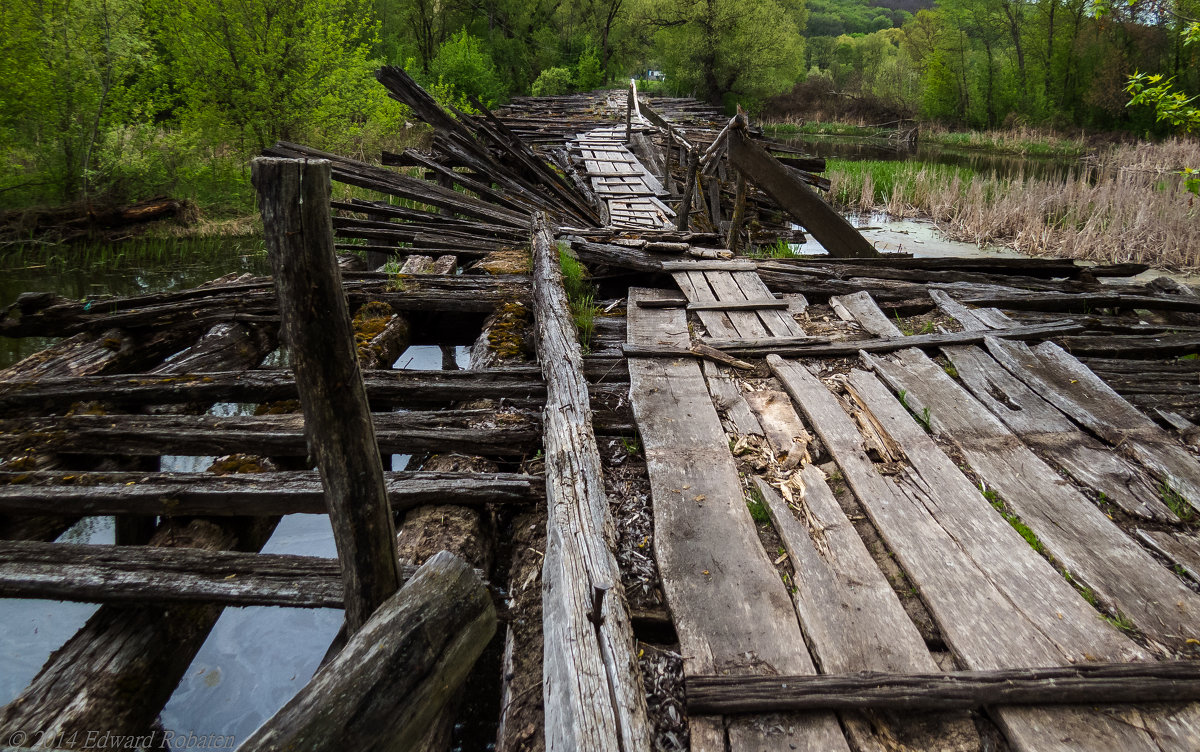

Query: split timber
[[2, 69, 1200, 752]]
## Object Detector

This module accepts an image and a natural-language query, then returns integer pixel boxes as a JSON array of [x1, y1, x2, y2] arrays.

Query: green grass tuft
[[558, 243, 600, 353], [984, 486, 1045, 554], [746, 486, 771, 524], [1160, 481, 1196, 524]]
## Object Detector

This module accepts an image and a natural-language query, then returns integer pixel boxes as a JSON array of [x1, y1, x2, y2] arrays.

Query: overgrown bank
[[825, 139, 1200, 270]]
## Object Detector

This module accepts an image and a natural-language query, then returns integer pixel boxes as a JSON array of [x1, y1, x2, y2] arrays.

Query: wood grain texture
[[254, 157, 400, 631], [0, 470, 538, 517], [239, 551, 495, 752], [866, 347, 1200, 651], [987, 337, 1200, 515], [754, 472, 979, 751], [627, 288, 849, 752], [532, 216, 650, 752], [766, 356, 1193, 751], [924, 289, 1173, 520], [688, 661, 1200, 713]]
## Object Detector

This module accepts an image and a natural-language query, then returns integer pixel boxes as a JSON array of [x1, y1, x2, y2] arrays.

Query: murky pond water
[[0, 238, 480, 742], [772, 133, 1084, 181]]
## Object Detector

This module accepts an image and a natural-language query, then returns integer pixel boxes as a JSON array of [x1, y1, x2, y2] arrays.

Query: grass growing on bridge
[[558, 244, 600, 353]]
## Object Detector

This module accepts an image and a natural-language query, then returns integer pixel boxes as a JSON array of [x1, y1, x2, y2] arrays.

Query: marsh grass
[[828, 139, 1200, 270], [746, 238, 801, 258]]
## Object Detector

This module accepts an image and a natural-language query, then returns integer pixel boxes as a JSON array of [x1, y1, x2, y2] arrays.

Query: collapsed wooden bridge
[[3, 70, 1200, 751]]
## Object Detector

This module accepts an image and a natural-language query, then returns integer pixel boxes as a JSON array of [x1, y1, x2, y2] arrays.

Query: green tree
[[151, 0, 385, 151], [643, 0, 807, 109], [0, 0, 154, 203], [428, 30, 507, 107]]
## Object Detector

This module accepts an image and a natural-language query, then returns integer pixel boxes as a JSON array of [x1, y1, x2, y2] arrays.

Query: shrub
[[532, 67, 574, 97], [429, 30, 506, 108]]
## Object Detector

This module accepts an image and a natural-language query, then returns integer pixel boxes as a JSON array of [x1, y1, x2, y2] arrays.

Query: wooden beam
[[239, 551, 496, 752], [532, 214, 651, 752], [717, 320, 1083, 357], [0, 539, 347, 607], [253, 157, 401, 632], [687, 662, 1200, 714], [0, 471, 540, 517], [727, 122, 878, 258]]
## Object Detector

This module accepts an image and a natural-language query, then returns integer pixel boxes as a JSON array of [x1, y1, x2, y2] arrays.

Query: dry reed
[[828, 139, 1200, 271]]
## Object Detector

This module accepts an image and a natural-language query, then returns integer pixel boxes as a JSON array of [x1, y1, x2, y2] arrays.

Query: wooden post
[[625, 83, 633, 143], [726, 118, 878, 258], [532, 214, 652, 752], [727, 169, 748, 254], [252, 157, 401, 633], [664, 124, 675, 193], [239, 551, 496, 752], [675, 147, 699, 231]]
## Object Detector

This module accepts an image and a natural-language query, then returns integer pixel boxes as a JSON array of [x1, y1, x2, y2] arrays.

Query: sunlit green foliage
[[642, 0, 808, 110]]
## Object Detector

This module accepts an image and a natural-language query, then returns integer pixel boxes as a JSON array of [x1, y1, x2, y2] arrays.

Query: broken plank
[[700, 361, 762, 436], [766, 356, 1187, 752], [987, 337, 1200, 515], [627, 288, 849, 752], [864, 348, 1200, 650], [753, 472, 979, 751]]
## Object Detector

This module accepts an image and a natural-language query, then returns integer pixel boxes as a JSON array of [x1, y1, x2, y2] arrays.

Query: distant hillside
[[870, 0, 934, 13], [805, 0, 922, 37]]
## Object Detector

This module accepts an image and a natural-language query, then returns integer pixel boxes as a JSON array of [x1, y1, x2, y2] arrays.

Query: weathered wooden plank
[[627, 288, 850, 752], [923, 289, 1174, 520], [0, 539, 349, 607], [0, 410, 541, 457], [733, 320, 1083, 357], [732, 271, 806, 338], [727, 124, 877, 258], [0, 368, 552, 411], [865, 348, 1200, 650], [239, 551, 495, 752], [700, 361, 762, 436], [1137, 530, 1200, 581], [703, 271, 771, 340], [255, 156, 401, 631], [0, 471, 539, 517], [673, 270, 738, 339], [688, 661, 1200, 714], [532, 216, 651, 752], [987, 337, 1200, 514], [766, 356, 1189, 752], [661, 260, 757, 271], [753, 472, 979, 750]]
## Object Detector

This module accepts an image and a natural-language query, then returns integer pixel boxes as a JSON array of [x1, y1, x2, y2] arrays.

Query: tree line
[[0, 0, 1195, 210]]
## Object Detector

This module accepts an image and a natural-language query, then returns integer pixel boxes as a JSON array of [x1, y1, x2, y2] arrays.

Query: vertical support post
[[664, 125, 675, 193], [252, 157, 401, 634], [727, 170, 748, 254], [437, 172, 455, 217], [675, 147, 699, 231], [625, 83, 634, 143]]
